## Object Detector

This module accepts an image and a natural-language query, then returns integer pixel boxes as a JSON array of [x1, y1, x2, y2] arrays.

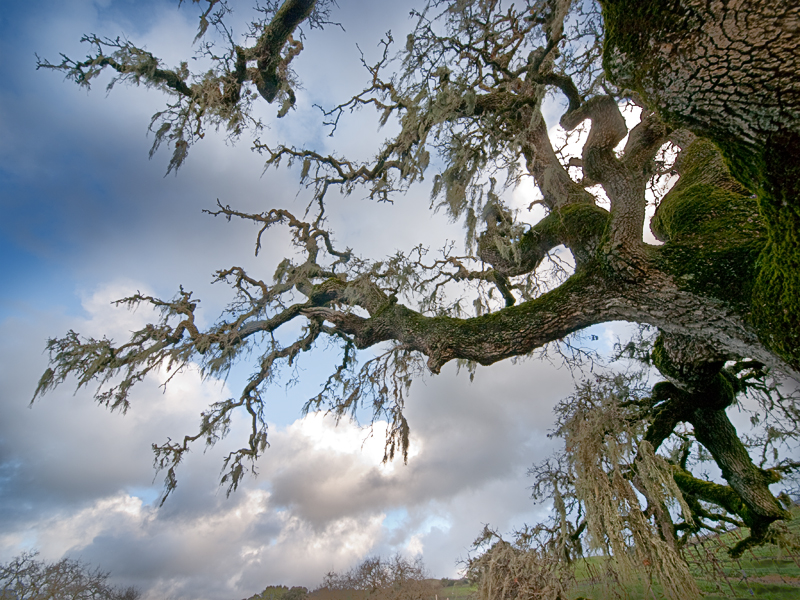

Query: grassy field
[[569, 505, 800, 600], [435, 578, 477, 600], [431, 506, 800, 600], [683, 516, 800, 600]]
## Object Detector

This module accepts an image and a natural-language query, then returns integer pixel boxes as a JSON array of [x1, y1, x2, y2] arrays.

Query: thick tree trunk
[[689, 407, 787, 527], [601, 0, 800, 167], [601, 0, 800, 372], [648, 332, 791, 554]]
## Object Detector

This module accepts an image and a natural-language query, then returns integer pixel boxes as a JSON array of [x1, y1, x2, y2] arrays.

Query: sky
[[0, 1, 661, 599]]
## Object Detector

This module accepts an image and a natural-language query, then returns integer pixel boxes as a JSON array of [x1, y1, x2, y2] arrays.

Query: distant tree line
[[0, 552, 140, 600], [246, 555, 438, 600]]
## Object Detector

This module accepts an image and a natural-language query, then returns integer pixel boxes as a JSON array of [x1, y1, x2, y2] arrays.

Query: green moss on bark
[[520, 203, 610, 263], [600, 0, 689, 88], [672, 466, 753, 526], [751, 131, 800, 369], [652, 140, 764, 311]]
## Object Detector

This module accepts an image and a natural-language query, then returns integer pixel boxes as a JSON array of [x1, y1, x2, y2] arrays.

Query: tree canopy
[[34, 0, 800, 592]]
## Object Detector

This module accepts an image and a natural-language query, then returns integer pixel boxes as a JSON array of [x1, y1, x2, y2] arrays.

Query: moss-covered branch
[[305, 266, 627, 373]]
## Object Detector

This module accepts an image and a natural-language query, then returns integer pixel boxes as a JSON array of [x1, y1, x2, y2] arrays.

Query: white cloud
[[36, 495, 148, 559]]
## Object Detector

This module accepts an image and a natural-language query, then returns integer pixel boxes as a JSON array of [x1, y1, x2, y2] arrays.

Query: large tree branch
[[561, 96, 646, 263], [689, 408, 790, 547], [304, 267, 628, 373], [519, 106, 597, 210], [621, 110, 671, 173], [250, 0, 316, 102], [37, 0, 324, 172], [479, 203, 610, 275]]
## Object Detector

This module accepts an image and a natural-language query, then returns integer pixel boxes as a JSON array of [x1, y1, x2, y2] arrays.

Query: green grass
[[436, 578, 477, 599], [683, 509, 800, 600], [569, 506, 800, 600]]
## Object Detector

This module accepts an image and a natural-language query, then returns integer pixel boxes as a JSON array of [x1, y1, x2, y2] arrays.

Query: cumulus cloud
[[54, 391, 565, 599]]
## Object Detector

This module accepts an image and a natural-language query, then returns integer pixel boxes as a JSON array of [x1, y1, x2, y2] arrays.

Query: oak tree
[[34, 0, 800, 580]]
